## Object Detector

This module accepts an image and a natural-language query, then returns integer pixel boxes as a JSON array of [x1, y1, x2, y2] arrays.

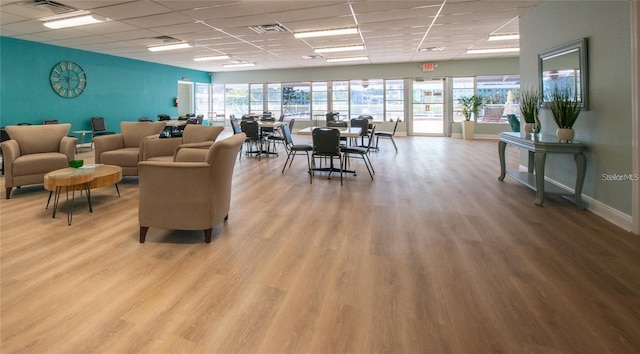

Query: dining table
[[297, 126, 362, 138]]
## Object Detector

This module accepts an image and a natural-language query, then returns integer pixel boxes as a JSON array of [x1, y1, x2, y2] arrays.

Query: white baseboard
[[517, 164, 633, 232], [451, 133, 500, 139]]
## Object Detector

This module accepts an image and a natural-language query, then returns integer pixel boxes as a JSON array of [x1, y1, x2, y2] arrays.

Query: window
[[267, 83, 282, 118], [332, 81, 349, 119], [453, 76, 520, 122], [476, 75, 520, 121], [249, 83, 264, 114], [385, 79, 404, 122], [211, 84, 225, 121], [225, 83, 249, 118], [195, 83, 210, 119], [311, 81, 328, 117], [282, 82, 310, 119], [350, 79, 383, 120], [452, 77, 474, 122]]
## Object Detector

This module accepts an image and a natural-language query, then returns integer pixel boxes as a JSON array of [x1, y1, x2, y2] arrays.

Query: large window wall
[[200, 76, 515, 125]]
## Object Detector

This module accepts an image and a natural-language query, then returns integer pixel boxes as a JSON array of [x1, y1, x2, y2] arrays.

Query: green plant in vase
[[458, 95, 483, 121], [549, 86, 581, 142], [457, 95, 483, 140], [519, 87, 541, 134]]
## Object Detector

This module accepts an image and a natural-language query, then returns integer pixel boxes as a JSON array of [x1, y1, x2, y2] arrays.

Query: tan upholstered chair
[[93, 121, 166, 176], [141, 125, 224, 162], [138, 133, 246, 243], [1, 124, 77, 199]]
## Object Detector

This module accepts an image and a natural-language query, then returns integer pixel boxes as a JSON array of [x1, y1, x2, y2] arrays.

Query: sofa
[[138, 133, 246, 243], [1, 124, 77, 199], [94, 121, 166, 176], [142, 125, 224, 162]]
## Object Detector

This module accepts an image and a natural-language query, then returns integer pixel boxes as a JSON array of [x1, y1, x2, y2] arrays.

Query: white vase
[[462, 120, 475, 140], [524, 123, 534, 134], [556, 128, 575, 143]]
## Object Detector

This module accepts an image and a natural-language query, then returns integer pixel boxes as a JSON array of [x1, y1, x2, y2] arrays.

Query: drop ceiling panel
[[91, 1, 173, 21]]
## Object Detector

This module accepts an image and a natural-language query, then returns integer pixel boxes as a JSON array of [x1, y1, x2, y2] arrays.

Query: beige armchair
[[1, 124, 77, 199], [94, 121, 166, 176], [138, 133, 245, 243], [141, 125, 224, 162]]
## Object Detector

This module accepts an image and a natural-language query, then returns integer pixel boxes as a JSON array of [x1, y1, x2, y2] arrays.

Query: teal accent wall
[[520, 1, 633, 215], [0, 37, 210, 132]]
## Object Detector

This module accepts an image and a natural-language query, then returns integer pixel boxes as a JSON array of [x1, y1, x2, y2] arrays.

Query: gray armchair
[[138, 133, 246, 243]]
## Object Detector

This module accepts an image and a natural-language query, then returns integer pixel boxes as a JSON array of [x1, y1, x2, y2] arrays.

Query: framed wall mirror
[[538, 38, 589, 110]]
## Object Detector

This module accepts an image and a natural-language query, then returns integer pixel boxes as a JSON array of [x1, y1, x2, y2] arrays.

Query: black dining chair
[[350, 117, 370, 147], [342, 125, 376, 180], [43, 119, 59, 125], [311, 127, 343, 185], [157, 114, 171, 121], [326, 112, 347, 127], [138, 117, 153, 122], [90, 117, 115, 147], [281, 125, 313, 181], [240, 120, 263, 160], [374, 118, 400, 152]]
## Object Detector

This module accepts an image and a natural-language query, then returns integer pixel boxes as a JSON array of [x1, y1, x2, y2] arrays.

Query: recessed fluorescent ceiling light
[[314, 45, 365, 53], [488, 33, 520, 41], [148, 42, 193, 52], [223, 63, 256, 68], [194, 55, 231, 61], [326, 56, 368, 63], [43, 14, 108, 29], [294, 27, 358, 38], [466, 47, 520, 54]]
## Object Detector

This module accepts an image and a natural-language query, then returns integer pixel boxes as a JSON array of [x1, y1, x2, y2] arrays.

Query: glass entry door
[[412, 79, 445, 135]]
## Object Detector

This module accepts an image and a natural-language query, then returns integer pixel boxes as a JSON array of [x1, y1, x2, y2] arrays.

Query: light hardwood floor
[[1, 132, 639, 353]]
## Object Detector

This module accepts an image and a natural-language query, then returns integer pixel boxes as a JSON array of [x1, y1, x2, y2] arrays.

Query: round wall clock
[[49, 61, 87, 98]]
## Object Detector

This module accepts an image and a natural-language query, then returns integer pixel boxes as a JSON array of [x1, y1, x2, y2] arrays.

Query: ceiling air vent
[[302, 54, 324, 60], [27, 0, 77, 14], [152, 36, 181, 43], [248, 24, 286, 34]]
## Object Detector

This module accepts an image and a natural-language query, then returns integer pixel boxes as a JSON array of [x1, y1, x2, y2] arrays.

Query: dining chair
[[240, 120, 263, 160], [90, 117, 116, 148], [342, 125, 376, 180], [311, 127, 343, 185], [374, 118, 400, 152], [43, 119, 59, 125], [157, 114, 171, 121], [326, 112, 347, 127], [138, 117, 153, 122], [281, 125, 312, 181], [350, 117, 370, 147]]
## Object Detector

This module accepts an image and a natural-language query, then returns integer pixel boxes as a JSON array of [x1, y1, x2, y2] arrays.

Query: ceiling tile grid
[[0, 0, 542, 71]]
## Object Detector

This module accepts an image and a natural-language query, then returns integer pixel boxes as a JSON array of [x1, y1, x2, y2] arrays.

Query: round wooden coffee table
[[44, 165, 122, 225]]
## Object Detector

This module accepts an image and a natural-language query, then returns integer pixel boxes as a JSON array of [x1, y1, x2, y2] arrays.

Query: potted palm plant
[[549, 87, 581, 142], [458, 95, 483, 140], [519, 87, 541, 134]]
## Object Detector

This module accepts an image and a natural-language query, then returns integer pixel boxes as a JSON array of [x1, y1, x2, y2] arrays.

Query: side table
[[44, 167, 95, 225], [498, 132, 587, 209], [72, 130, 93, 151]]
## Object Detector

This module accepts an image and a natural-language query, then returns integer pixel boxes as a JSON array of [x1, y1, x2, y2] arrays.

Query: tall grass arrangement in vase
[[549, 87, 581, 129], [519, 87, 541, 133]]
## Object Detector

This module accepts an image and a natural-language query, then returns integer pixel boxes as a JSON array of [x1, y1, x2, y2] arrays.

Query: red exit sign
[[422, 63, 436, 72]]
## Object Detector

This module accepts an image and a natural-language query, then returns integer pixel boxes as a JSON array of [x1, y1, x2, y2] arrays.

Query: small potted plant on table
[[519, 87, 541, 134], [549, 87, 581, 142]]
